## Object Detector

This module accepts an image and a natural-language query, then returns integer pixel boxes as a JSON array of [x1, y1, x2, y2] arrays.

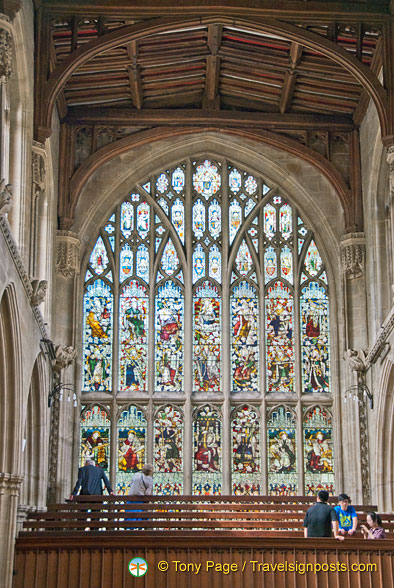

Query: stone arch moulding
[[375, 358, 394, 511], [40, 16, 389, 142], [68, 126, 353, 230]]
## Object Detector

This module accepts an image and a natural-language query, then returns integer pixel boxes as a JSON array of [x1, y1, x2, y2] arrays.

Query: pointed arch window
[[80, 158, 335, 496]]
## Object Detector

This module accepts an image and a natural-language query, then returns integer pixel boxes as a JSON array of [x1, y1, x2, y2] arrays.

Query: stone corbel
[[0, 18, 12, 83], [30, 278, 47, 306], [55, 230, 80, 278], [52, 344, 77, 374], [340, 232, 366, 279], [0, 178, 12, 216], [32, 144, 46, 199]]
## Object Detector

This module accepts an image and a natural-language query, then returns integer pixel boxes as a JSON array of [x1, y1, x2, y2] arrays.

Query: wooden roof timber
[[64, 108, 355, 131]]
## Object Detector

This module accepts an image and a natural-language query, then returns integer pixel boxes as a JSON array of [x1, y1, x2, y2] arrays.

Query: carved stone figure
[[52, 345, 77, 373], [30, 279, 47, 306], [0, 179, 13, 216], [340, 232, 366, 279], [0, 27, 12, 82], [343, 349, 367, 373]]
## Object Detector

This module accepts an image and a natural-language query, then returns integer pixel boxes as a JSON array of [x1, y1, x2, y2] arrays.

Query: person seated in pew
[[334, 493, 358, 536], [360, 512, 386, 539]]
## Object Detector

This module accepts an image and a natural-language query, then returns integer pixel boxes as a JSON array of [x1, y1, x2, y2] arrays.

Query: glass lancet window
[[80, 158, 334, 495]]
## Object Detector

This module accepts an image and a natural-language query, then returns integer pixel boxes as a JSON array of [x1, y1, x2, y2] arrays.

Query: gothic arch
[[375, 358, 394, 511]]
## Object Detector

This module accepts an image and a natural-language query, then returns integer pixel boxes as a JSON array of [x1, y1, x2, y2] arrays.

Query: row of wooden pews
[[14, 496, 394, 588]]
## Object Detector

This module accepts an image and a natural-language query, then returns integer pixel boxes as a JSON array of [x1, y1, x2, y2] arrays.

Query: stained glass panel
[[279, 204, 292, 240], [137, 202, 150, 240], [244, 175, 257, 195], [264, 204, 276, 240], [119, 282, 148, 391], [192, 244, 206, 284], [229, 200, 242, 244], [265, 281, 294, 393], [235, 241, 253, 276], [136, 244, 149, 282], [193, 282, 220, 392], [172, 167, 185, 193], [229, 168, 241, 193], [305, 240, 322, 276], [156, 172, 169, 193], [304, 406, 334, 495], [267, 406, 297, 495], [90, 236, 109, 275], [209, 245, 221, 283], [193, 160, 221, 199], [155, 281, 184, 392], [119, 244, 133, 283], [280, 246, 293, 283], [80, 405, 110, 471], [264, 246, 277, 284], [245, 199, 256, 217], [154, 405, 183, 494], [116, 406, 147, 494], [120, 202, 134, 239], [232, 405, 260, 494], [193, 405, 222, 494], [231, 282, 258, 393], [193, 199, 205, 239], [171, 198, 185, 244], [161, 239, 179, 276], [301, 282, 330, 394], [83, 280, 113, 391], [208, 199, 221, 239]]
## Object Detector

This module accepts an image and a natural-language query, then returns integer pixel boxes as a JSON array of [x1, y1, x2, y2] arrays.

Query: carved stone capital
[[340, 232, 365, 279], [56, 230, 80, 278], [343, 348, 367, 373], [30, 278, 47, 306], [0, 178, 13, 216], [0, 473, 24, 496], [0, 26, 12, 82], [52, 344, 77, 373]]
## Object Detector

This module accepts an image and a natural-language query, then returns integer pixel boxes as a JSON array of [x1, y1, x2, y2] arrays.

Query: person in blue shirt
[[334, 493, 358, 536]]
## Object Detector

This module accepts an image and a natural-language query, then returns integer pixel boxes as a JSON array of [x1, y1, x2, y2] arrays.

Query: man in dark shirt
[[70, 459, 113, 497], [304, 490, 344, 540]]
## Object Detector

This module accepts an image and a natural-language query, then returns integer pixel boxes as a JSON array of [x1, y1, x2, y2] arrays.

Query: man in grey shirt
[[304, 490, 344, 540]]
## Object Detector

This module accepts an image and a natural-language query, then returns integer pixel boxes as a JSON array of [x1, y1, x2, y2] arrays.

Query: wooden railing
[[14, 496, 394, 588]]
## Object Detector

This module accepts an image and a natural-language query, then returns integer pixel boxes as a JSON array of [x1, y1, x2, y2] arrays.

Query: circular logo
[[128, 557, 148, 577]]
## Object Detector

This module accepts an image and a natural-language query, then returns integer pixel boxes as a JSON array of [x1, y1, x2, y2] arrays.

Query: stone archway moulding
[[40, 16, 389, 142], [69, 126, 353, 229]]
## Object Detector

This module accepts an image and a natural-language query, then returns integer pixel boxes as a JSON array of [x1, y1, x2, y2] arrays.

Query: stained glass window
[[116, 405, 147, 494], [154, 405, 183, 494], [80, 405, 110, 471], [193, 405, 222, 494], [232, 405, 261, 494], [267, 406, 297, 495], [303, 406, 334, 495], [81, 159, 334, 495]]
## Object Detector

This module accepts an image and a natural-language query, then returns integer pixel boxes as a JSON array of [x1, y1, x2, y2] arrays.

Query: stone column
[[340, 233, 369, 504], [0, 473, 23, 588], [48, 231, 80, 503], [387, 146, 394, 294]]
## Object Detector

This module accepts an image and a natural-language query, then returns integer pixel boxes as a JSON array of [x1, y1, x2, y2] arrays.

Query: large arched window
[[80, 158, 334, 495]]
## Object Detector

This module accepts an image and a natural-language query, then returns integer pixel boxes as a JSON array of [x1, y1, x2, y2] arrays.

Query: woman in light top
[[129, 464, 153, 495], [360, 512, 386, 539]]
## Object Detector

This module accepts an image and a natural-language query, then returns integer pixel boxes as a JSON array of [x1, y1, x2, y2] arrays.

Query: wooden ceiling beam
[[203, 24, 222, 110], [65, 107, 355, 131], [279, 42, 303, 113], [127, 40, 143, 110]]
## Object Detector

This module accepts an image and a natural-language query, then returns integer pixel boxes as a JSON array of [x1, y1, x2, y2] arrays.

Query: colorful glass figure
[[156, 172, 169, 193], [119, 282, 148, 391], [90, 236, 109, 275], [136, 244, 149, 282], [279, 204, 292, 240], [193, 405, 222, 495], [229, 200, 242, 244], [136, 202, 150, 239], [304, 406, 334, 495], [280, 246, 293, 283], [172, 167, 185, 194], [155, 281, 184, 393], [80, 405, 110, 470], [83, 280, 113, 392], [305, 240, 323, 276], [193, 282, 220, 392], [301, 282, 330, 394], [193, 160, 221, 199], [264, 246, 277, 284], [154, 405, 183, 494], [232, 405, 261, 494], [193, 199, 205, 240], [235, 241, 253, 276], [267, 406, 297, 495], [116, 406, 147, 494], [120, 202, 133, 239], [264, 204, 276, 240], [229, 168, 242, 193], [208, 199, 221, 239], [231, 282, 258, 393], [192, 244, 206, 284], [119, 244, 133, 283], [161, 239, 179, 276], [171, 198, 185, 244], [265, 281, 294, 393], [209, 245, 221, 283]]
